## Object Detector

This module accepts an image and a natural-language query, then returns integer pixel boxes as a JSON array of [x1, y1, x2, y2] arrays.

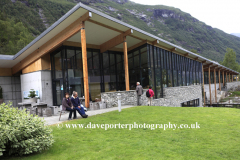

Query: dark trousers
[[66, 107, 77, 118], [75, 106, 86, 116], [137, 95, 141, 106]]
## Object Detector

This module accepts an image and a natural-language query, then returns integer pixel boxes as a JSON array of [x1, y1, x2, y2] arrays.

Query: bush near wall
[[0, 102, 54, 157]]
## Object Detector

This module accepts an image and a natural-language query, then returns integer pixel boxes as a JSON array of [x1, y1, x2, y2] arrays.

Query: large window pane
[[178, 70, 182, 86], [92, 51, 99, 69], [155, 68, 162, 98], [182, 71, 186, 86], [54, 51, 63, 79], [186, 71, 190, 86], [128, 53, 134, 70], [87, 50, 92, 70], [103, 52, 109, 69], [134, 50, 139, 68], [173, 70, 177, 87], [189, 71, 193, 85], [69, 49, 83, 97], [167, 70, 173, 87]]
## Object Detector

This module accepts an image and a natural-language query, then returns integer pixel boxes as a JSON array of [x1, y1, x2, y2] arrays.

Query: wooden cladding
[[22, 54, 51, 74], [0, 68, 12, 76]]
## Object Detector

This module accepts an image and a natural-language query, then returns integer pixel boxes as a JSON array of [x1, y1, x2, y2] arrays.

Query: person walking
[[136, 82, 143, 106], [146, 86, 154, 106]]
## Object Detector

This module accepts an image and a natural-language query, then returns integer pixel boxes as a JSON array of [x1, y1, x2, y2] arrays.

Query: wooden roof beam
[[203, 65, 217, 70], [171, 47, 177, 52], [152, 40, 159, 46], [184, 53, 189, 57], [100, 29, 133, 53], [203, 63, 213, 68]]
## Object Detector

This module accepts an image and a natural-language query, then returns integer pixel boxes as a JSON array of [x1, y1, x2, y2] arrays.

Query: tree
[[0, 12, 34, 55], [220, 48, 240, 72]]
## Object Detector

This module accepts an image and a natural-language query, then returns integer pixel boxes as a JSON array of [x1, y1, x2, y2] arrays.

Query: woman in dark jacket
[[62, 92, 76, 120]]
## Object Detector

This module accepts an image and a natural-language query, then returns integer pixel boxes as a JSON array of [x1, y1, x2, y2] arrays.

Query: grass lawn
[[3, 106, 240, 160]]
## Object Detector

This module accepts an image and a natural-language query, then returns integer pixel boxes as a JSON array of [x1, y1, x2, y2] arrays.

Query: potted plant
[[0, 86, 3, 104], [28, 89, 37, 103]]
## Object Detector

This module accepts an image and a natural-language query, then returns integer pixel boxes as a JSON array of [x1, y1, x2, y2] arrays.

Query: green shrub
[[0, 102, 54, 157]]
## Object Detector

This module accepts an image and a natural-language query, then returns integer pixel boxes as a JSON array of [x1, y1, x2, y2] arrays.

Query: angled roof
[[0, 3, 239, 74]]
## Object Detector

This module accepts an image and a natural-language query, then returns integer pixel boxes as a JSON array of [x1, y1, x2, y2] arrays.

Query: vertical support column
[[229, 73, 230, 82], [218, 70, 221, 91], [123, 36, 129, 91], [222, 71, 224, 87], [202, 65, 205, 107], [81, 21, 89, 108], [226, 72, 228, 83], [214, 68, 217, 103], [232, 74, 233, 82], [209, 67, 212, 106]]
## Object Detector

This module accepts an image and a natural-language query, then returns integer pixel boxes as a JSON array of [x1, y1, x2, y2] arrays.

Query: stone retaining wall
[[100, 85, 202, 107], [152, 85, 202, 107], [226, 81, 240, 91], [101, 89, 148, 107]]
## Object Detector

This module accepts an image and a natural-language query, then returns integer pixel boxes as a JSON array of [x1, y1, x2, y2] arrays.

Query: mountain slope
[[1, 0, 240, 63]]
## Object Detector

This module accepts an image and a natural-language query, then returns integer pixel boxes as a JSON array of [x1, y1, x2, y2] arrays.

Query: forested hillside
[[0, 0, 240, 64]]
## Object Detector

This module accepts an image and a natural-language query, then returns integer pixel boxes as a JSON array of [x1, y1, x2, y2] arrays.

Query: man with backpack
[[146, 86, 154, 106], [136, 82, 143, 106]]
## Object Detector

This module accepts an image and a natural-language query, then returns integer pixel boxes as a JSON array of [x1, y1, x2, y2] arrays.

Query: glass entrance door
[[52, 79, 63, 106]]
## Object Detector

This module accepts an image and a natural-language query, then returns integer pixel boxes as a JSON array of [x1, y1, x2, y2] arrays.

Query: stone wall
[[21, 70, 53, 106], [226, 81, 240, 91], [101, 89, 148, 107], [101, 85, 202, 107], [0, 76, 21, 107], [152, 85, 202, 107]]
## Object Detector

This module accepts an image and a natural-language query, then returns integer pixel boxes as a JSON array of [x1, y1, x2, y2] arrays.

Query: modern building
[[0, 3, 239, 108]]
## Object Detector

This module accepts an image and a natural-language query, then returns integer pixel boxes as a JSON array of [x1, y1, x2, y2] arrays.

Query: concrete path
[[41, 105, 136, 125]]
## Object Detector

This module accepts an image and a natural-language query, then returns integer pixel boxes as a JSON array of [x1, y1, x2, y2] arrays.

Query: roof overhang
[[0, 3, 239, 75]]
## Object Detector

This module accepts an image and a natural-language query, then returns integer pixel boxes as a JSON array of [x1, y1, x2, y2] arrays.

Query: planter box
[[89, 102, 100, 111], [28, 97, 37, 103], [49, 106, 59, 116], [38, 108, 52, 117], [100, 102, 107, 109]]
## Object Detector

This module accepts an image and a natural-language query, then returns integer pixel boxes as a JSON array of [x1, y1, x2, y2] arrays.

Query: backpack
[[146, 90, 150, 97]]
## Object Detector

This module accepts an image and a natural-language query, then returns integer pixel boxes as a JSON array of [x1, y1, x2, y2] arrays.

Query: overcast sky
[[130, 0, 240, 34]]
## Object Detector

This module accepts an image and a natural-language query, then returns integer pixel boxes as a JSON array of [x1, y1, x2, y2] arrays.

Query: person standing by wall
[[136, 82, 143, 106], [146, 86, 154, 106]]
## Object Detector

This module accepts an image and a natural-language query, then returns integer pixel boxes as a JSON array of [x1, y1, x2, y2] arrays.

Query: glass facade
[[147, 44, 202, 99], [50, 44, 203, 105], [204, 71, 225, 84], [128, 44, 149, 89]]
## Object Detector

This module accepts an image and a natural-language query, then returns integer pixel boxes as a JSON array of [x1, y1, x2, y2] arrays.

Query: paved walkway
[[41, 105, 136, 125]]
